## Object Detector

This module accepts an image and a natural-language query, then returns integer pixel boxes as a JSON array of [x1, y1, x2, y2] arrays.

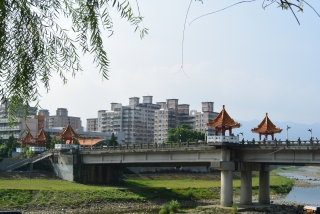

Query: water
[[275, 168, 320, 206], [275, 186, 320, 205]]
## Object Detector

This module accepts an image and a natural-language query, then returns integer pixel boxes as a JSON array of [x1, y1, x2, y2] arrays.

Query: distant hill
[[233, 120, 320, 141]]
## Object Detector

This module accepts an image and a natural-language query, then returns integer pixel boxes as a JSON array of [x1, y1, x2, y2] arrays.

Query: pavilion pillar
[[259, 170, 270, 204]]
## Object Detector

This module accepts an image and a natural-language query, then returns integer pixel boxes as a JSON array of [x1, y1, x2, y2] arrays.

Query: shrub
[[159, 203, 170, 214], [231, 203, 238, 214], [169, 200, 180, 213], [186, 188, 194, 199]]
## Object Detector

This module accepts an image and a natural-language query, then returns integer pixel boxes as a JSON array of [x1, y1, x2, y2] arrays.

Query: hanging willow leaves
[[0, 0, 147, 122]]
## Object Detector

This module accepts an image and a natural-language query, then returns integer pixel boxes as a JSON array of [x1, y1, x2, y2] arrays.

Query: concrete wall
[[52, 154, 74, 181]]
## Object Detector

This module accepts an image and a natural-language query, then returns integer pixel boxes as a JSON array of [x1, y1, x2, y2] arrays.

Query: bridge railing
[[80, 141, 210, 151], [240, 139, 320, 147]]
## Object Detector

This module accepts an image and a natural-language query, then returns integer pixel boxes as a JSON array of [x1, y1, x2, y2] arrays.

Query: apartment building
[[154, 100, 218, 144], [97, 96, 161, 144], [0, 102, 39, 140], [38, 108, 82, 131], [86, 118, 98, 132]]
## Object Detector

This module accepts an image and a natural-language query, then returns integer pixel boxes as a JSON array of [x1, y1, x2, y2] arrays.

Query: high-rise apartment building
[[86, 118, 98, 132], [39, 108, 82, 131], [154, 100, 218, 144], [97, 96, 161, 144], [0, 101, 39, 140]]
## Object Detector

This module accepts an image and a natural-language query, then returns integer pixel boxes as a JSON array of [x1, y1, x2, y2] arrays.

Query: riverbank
[[0, 170, 296, 214]]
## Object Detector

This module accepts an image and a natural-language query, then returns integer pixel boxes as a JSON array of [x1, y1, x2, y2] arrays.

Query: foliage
[[0, 143, 8, 158], [46, 137, 61, 149], [45, 133, 52, 149], [231, 203, 238, 214], [0, 0, 147, 121], [23, 146, 34, 158], [166, 124, 204, 143], [159, 200, 180, 214], [0, 135, 17, 158], [108, 133, 118, 146]]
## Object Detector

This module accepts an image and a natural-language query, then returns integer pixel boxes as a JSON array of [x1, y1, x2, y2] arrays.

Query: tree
[[166, 124, 205, 143], [6, 134, 17, 157], [0, 0, 147, 120], [108, 133, 118, 146]]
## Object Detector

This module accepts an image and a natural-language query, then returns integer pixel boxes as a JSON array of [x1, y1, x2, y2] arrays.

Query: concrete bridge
[[72, 138, 320, 207]]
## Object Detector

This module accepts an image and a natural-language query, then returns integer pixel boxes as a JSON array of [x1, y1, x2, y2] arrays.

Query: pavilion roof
[[18, 130, 34, 144], [56, 121, 79, 139], [251, 113, 282, 134], [207, 105, 240, 128], [34, 128, 46, 142], [77, 138, 105, 146]]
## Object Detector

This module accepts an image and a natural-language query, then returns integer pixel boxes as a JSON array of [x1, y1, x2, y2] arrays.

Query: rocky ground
[[1, 167, 319, 213]]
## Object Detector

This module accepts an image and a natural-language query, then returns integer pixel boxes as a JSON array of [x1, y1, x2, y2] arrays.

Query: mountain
[[235, 120, 320, 141]]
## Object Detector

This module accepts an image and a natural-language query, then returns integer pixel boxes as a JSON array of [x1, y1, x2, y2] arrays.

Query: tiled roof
[[77, 138, 105, 146], [18, 130, 34, 144], [251, 113, 282, 134], [207, 105, 240, 128], [34, 128, 46, 142], [56, 121, 79, 138]]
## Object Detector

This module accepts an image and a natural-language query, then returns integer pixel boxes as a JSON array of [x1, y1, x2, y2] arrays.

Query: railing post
[[187, 141, 189, 147], [126, 143, 129, 150], [140, 143, 142, 149], [170, 142, 172, 148], [147, 142, 149, 149]]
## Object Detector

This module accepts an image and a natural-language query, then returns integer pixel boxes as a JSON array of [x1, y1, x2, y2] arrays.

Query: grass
[[0, 173, 293, 209]]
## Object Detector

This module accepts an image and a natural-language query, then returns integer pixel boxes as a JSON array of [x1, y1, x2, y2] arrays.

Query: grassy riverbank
[[0, 173, 293, 210]]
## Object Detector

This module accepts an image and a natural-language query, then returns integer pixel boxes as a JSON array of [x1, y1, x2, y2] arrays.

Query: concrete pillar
[[106, 166, 112, 184], [221, 170, 233, 207], [259, 170, 270, 204], [98, 165, 102, 184], [90, 165, 95, 183], [240, 170, 252, 205], [28, 163, 33, 171]]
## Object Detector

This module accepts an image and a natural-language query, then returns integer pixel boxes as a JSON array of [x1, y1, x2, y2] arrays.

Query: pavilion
[[207, 105, 241, 136], [251, 113, 282, 140]]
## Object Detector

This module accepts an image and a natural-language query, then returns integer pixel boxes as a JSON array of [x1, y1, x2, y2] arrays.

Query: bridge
[[70, 137, 320, 207]]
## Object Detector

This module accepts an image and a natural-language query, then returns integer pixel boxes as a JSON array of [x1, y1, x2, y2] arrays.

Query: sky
[[37, 1, 320, 135]]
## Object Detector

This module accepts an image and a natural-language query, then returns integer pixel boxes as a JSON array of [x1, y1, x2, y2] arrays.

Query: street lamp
[[308, 128, 312, 139], [286, 125, 291, 140], [204, 127, 208, 142], [239, 132, 244, 140]]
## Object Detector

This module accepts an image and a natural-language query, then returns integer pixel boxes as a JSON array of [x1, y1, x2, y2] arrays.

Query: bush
[[159, 203, 170, 214], [169, 200, 180, 213], [159, 200, 180, 214], [186, 188, 194, 199], [231, 203, 238, 214]]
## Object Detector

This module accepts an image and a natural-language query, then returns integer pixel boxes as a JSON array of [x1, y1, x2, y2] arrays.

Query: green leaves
[[0, 0, 147, 120]]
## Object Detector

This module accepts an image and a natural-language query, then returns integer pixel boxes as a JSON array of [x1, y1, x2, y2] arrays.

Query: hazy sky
[[37, 1, 320, 129]]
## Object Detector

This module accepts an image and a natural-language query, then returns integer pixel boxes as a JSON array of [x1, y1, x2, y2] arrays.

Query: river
[[275, 166, 320, 206]]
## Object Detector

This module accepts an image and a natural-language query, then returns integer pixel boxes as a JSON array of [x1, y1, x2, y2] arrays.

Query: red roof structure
[[56, 121, 80, 144], [251, 113, 282, 140], [17, 130, 35, 148], [34, 127, 46, 147], [207, 105, 240, 136]]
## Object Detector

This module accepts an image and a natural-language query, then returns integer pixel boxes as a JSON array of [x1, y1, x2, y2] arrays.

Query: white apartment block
[[154, 100, 218, 144], [98, 96, 161, 144]]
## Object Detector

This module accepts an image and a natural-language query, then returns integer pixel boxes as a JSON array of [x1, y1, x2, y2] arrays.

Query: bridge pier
[[221, 170, 233, 206], [259, 170, 270, 204], [240, 170, 252, 205]]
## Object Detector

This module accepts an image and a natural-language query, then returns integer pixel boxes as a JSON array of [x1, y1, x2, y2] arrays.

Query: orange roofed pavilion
[[56, 121, 80, 144], [207, 105, 240, 136], [251, 113, 282, 140], [18, 130, 35, 148], [34, 127, 46, 147]]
